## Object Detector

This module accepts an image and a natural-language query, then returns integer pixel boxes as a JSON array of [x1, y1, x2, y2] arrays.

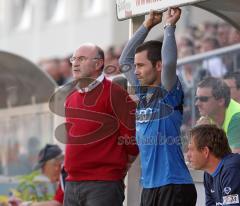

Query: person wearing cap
[[19, 144, 66, 206]]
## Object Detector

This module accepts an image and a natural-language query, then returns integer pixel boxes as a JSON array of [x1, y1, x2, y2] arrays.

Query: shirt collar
[[211, 154, 230, 177], [77, 73, 104, 93]]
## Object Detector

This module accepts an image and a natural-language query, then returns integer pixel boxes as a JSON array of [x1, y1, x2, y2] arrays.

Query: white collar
[[77, 73, 104, 93]]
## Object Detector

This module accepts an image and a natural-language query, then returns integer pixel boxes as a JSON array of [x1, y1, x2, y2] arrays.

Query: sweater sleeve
[[119, 25, 149, 86], [161, 26, 178, 91]]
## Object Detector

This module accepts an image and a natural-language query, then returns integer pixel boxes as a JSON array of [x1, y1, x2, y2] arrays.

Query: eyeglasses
[[195, 96, 213, 102], [69, 56, 101, 63]]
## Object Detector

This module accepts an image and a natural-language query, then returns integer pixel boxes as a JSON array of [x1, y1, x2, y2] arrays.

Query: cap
[[33, 144, 63, 170]]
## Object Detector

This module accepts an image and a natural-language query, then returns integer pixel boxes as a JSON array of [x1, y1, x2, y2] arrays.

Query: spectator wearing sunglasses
[[195, 77, 240, 153]]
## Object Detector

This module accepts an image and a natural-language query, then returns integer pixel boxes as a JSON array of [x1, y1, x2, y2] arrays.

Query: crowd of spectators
[[177, 22, 240, 78], [176, 22, 240, 133], [38, 21, 240, 87]]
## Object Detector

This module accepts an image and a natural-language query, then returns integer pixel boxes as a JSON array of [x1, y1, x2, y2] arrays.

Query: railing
[[0, 103, 54, 176], [177, 43, 240, 66]]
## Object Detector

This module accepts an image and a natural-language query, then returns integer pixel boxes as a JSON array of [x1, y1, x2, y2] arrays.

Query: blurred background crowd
[[37, 21, 240, 136], [38, 21, 240, 86]]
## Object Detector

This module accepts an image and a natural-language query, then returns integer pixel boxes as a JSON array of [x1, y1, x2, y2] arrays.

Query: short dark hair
[[135, 40, 162, 67], [95, 45, 105, 70], [198, 77, 230, 107], [224, 71, 240, 89], [189, 124, 231, 158]]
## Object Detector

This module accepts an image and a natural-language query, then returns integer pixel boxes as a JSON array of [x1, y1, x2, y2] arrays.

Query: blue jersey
[[135, 79, 193, 188], [204, 154, 240, 206], [119, 25, 194, 189]]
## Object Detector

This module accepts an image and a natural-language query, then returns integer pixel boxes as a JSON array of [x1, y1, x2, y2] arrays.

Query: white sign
[[223, 194, 239, 205], [116, 0, 207, 20]]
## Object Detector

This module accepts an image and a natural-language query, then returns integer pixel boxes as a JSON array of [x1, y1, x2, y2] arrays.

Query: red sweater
[[64, 78, 138, 181]]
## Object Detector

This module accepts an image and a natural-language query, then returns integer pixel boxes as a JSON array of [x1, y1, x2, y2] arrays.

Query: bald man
[[63, 44, 139, 206]]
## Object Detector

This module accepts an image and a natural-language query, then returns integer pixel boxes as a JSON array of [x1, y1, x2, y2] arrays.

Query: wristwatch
[[164, 22, 176, 29]]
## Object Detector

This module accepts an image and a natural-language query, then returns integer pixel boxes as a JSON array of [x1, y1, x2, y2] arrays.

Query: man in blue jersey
[[187, 124, 240, 206], [119, 8, 196, 206]]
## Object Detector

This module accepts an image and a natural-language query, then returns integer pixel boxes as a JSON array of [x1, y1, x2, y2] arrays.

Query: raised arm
[[119, 11, 162, 86], [161, 8, 181, 91]]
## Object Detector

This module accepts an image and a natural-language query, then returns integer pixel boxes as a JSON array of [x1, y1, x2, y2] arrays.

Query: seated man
[[187, 124, 240, 206], [20, 144, 65, 206]]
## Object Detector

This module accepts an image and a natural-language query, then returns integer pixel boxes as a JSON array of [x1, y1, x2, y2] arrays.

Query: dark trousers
[[140, 184, 197, 206], [63, 180, 125, 206]]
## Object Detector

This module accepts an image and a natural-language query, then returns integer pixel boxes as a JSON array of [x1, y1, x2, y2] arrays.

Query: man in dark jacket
[[187, 124, 240, 206]]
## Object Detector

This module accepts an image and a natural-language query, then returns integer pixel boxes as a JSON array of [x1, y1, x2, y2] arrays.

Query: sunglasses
[[195, 96, 213, 102]]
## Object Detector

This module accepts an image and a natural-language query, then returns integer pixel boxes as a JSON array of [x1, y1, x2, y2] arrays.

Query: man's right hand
[[143, 10, 162, 30], [164, 7, 181, 26]]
